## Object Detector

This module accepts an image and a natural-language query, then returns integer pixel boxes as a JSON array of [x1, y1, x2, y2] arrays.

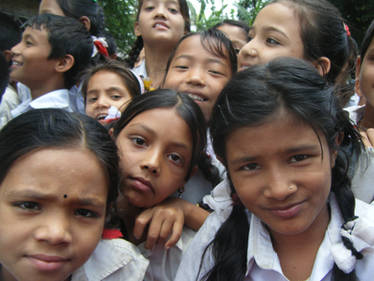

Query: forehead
[[225, 110, 326, 157], [89, 70, 128, 87], [23, 26, 50, 44], [0, 147, 108, 200], [122, 107, 192, 144], [174, 35, 230, 64], [254, 2, 301, 34], [142, 0, 180, 6]]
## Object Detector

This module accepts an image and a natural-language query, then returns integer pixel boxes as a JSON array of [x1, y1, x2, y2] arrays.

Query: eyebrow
[[230, 144, 321, 165], [6, 189, 105, 208], [174, 54, 227, 66]]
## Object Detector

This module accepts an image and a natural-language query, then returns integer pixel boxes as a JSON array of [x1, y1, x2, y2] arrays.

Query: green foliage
[[99, 0, 137, 54], [236, 0, 270, 25]]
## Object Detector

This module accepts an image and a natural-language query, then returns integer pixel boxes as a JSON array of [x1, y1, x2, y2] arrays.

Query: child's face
[[217, 24, 248, 54], [163, 35, 232, 121], [10, 27, 58, 90], [39, 0, 65, 16], [225, 110, 334, 239], [135, 0, 185, 47], [0, 147, 108, 281], [116, 108, 193, 208], [85, 70, 133, 125], [238, 3, 304, 71], [357, 37, 374, 109]]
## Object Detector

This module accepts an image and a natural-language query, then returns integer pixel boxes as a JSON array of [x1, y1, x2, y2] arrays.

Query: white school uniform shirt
[[71, 239, 149, 281], [138, 227, 195, 281], [11, 88, 73, 118], [344, 105, 374, 204], [174, 192, 374, 281]]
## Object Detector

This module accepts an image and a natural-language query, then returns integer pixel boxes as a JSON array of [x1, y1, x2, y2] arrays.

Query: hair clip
[[92, 0, 97, 2], [343, 23, 351, 37]]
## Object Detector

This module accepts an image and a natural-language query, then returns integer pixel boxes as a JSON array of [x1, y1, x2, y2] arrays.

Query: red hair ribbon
[[94, 39, 109, 57], [344, 23, 351, 37]]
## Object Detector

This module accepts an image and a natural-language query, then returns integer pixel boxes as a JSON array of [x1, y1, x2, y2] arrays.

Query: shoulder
[[72, 239, 149, 281]]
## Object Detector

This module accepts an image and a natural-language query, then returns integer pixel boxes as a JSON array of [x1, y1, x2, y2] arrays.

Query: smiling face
[[135, 0, 185, 47], [10, 26, 59, 92], [116, 107, 193, 208], [357, 37, 374, 110], [0, 147, 108, 281], [85, 70, 133, 124], [225, 109, 333, 240], [163, 35, 232, 121], [39, 0, 65, 16], [238, 3, 304, 71]]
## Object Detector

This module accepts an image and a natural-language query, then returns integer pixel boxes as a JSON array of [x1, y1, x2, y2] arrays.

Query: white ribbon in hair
[[91, 36, 109, 58], [331, 216, 374, 273]]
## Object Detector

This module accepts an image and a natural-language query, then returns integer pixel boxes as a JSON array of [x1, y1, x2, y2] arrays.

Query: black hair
[[81, 59, 141, 104], [0, 108, 119, 214], [112, 89, 206, 181], [53, 0, 116, 55], [0, 53, 8, 98], [24, 14, 93, 89], [0, 13, 21, 52], [164, 28, 238, 85], [202, 57, 363, 281], [125, 0, 190, 68], [360, 19, 374, 60], [213, 19, 250, 41], [269, 0, 353, 86]]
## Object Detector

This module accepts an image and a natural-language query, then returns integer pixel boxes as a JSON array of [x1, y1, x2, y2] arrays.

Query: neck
[[270, 204, 330, 281], [29, 78, 66, 100], [360, 104, 374, 129], [143, 44, 173, 89]]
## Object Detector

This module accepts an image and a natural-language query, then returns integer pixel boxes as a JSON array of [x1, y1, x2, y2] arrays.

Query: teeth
[[188, 93, 205, 102], [96, 114, 107, 120], [12, 61, 21, 66]]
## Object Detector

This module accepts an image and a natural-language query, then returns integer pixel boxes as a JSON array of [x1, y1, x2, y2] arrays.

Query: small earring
[[288, 184, 297, 191], [177, 186, 184, 198]]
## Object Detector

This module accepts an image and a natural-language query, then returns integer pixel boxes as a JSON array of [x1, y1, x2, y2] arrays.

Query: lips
[[128, 176, 155, 194], [268, 201, 304, 219], [27, 254, 70, 272], [95, 113, 108, 121], [153, 21, 169, 30]]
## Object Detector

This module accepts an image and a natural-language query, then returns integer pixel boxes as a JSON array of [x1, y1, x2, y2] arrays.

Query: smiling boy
[[9, 14, 92, 118]]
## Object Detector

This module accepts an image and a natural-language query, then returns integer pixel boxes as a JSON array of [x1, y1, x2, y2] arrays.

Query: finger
[[133, 209, 153, 239], [360, 130, 371, 148], [145, 215, 163, 249], [164, 220, 184, 250], [159, 219, 173, 241], [366, 128, 374, 147]]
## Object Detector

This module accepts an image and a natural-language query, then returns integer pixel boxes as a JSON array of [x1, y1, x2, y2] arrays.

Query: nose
[[263, 166, 297, 201], [11, 42, 22, 57], [96, 95, 110, 109], [238, 41, 258, 67], [141, 147, 161, 176], [154, 4, 167, 19], [186, 67, 205, 87], [34, 213, 72, 245]]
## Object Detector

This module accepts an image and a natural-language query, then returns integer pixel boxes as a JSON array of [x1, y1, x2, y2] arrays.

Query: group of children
[[0, 0, 374, 280]]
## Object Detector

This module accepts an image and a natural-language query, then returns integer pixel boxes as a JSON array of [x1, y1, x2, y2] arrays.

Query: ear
[[313, 56, 331, 77], [55, 54, 75, 73], [79, 16, 91, 32], [134, 21, 141, 37]]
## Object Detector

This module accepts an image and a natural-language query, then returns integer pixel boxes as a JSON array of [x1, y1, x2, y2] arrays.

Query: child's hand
[[360, 128, 374, 149], [133, 198, 185, 250]]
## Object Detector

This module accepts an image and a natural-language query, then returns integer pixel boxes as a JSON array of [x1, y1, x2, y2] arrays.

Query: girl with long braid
[[175, 57, 374, 281]]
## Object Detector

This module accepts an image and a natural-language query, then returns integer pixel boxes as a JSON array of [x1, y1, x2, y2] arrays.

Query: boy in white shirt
[[9, 14, 92, 118]]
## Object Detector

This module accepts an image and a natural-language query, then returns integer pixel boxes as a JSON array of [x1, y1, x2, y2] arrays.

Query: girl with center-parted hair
[[175, 57, 374, 281], [111, 89, 207, 281], [0, 109, 148, 281]]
